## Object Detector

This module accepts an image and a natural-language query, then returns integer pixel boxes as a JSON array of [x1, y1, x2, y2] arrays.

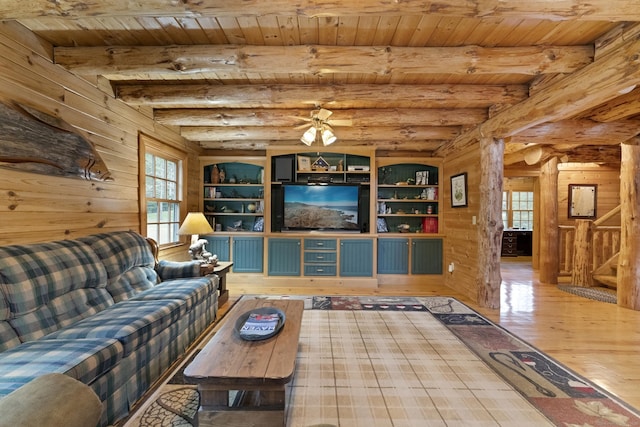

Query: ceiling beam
[[154, 108, 487, 127], [2, 0, 639, 20], [435, 26, 640, 157], [509, 119, 640, 145], [117, 83, 528, 109], [180, 126, 460, 142], [54, 45, 593, 77], [198, 139, 446, 152]]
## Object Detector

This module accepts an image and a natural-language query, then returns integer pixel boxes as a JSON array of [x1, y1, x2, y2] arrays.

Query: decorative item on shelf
[[426, 187, 436, 200], [227, 220, 244, 232], [312, 156, 330, 171], [297, 156, 311, 171], [247, 203, 257, 213], [210, 164, 220, 184], [377, 218, 389, 233], [219, 168, 226, 183], [379, 167, 392, 185], [178, 212, 214, 261], [397, 223, 411, 233], [416, 170, 429, 185], [337, 159, 344, 171]]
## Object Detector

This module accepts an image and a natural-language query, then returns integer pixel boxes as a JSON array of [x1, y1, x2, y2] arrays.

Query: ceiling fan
[[294, 108, 352, 146]]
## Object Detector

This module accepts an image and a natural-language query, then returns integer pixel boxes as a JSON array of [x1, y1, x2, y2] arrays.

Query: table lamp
[[178, 212, 214, 260]]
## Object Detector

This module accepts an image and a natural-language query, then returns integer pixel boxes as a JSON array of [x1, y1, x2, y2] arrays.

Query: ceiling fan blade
[[328, 119, 352, 126], [294, 123, 312, 130], [316, 108, 333, 121]]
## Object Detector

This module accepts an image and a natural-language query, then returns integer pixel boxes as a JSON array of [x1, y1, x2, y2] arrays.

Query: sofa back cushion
[[78, 231, 159, 302], [0, 239, 112, 351]]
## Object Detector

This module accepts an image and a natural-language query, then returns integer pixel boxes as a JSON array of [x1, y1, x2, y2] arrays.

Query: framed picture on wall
[[568, 184, 597, 218], [450, 173, 468, 208]]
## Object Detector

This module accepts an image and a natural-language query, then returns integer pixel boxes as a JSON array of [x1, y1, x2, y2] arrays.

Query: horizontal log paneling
[[443, 145, 482, 302], [0, 23, 200, 247]]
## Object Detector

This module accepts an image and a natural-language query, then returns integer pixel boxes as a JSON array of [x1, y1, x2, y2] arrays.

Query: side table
[[200, 261, 233, 307]]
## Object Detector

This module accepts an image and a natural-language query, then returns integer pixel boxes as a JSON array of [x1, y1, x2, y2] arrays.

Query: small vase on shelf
[[210, 164, 220, 184]]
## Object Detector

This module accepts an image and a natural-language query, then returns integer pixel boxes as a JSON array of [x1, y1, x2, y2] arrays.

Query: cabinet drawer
[[304, 265, 337, 276], [304, 239, 337, 250], [304, 251, 337, 263]]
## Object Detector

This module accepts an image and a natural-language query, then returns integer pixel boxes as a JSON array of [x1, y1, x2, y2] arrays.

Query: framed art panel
[[568, 184, 597, 219], [450, 172, 468, 208]]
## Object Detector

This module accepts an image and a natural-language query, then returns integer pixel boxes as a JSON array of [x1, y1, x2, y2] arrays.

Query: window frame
[[139, 133, 188, 248], [502, 190, 534, 230]]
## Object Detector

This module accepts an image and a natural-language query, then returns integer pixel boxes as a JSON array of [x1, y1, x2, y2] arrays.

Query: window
[[502, 191, 533, 230], [140, 134, 186, 246]]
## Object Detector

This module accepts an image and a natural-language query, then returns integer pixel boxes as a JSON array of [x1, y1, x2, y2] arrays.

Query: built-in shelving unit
[[201, 157, 265, 233], [198, 150, 444, 285], [376, 160, 441, 234]]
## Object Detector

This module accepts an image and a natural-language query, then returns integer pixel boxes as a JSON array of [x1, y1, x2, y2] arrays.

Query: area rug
[[122, 296, 640, 427], [557, 285, 618, 304]]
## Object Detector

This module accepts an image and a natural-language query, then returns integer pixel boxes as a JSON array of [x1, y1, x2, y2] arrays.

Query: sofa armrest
[[0, 373, 102, 427], [156, 259, 202, 280]]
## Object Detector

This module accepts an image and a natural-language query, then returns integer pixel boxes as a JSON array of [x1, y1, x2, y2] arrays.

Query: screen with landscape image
[[283, 184, 360, 231]]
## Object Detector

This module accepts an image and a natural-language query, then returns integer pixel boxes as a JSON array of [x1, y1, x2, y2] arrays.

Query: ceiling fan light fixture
[[300, 126, 316, 146], [321, 127, 337, 146]]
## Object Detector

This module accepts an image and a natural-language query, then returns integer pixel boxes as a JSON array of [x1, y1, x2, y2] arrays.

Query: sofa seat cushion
[[0, 338, 123, 396], [129, 277, 216, 314], [44, 299, 184, 357]]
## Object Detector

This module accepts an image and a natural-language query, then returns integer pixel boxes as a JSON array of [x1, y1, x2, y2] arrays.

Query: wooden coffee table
[[184, 298, 304, 427]]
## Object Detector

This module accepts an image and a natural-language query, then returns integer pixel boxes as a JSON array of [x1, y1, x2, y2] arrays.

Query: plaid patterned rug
[[122, 296, 640, 427]]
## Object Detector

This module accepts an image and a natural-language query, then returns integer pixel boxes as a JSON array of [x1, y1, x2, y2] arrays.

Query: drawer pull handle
[[317, 242, 324, 246], [316, 256, 324, 259], [317, 269, 324, 272]]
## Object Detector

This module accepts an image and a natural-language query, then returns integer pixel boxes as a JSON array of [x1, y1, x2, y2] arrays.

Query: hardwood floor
[[225, 259, 640, 410]]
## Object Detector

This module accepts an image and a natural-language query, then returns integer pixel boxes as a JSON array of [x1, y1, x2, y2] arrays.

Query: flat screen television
[[282, 183, 361, 232]]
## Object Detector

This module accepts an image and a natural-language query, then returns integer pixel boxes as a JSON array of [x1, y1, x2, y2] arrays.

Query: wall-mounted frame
[[450, 172, 468, 208], [568, 184, 597, 219]]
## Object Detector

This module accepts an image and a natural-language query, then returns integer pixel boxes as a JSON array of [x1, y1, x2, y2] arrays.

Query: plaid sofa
[[0, 231, 219, 426]]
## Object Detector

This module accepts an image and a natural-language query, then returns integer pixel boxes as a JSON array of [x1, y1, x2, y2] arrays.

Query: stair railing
[[569, 205, 621, 287]]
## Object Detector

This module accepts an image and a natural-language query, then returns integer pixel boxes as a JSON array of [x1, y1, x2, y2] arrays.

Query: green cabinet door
[[411, 238, 443, 274], [232, 237, 264, 273], [340, 239, 374, 277], [377, 238, 409, 274], [267, 238, 301, 276]]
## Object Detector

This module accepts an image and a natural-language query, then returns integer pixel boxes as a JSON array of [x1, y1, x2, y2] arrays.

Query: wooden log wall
[[0, 21, 201, 255], [557, 163, 621, 226], [443, 143, 482, 302]]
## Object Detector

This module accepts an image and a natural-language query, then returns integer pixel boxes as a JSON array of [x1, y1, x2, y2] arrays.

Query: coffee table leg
[[196, 386, 286, 427]]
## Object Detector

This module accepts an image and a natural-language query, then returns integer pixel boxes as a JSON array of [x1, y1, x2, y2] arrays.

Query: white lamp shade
[[300, 126, 316, 146], [178, 212, 213, 235], [321, 128, 337, 146]]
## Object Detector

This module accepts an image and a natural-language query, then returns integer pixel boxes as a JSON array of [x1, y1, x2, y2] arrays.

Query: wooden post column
[[539, 157, 559, 284], [571, 219, 594, 287], [476, 136, 504, 309], [618, 142, 640, 310]]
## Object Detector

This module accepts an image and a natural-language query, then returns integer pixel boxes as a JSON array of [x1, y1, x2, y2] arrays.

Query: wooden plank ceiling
[[4, 0, 640, 165]]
